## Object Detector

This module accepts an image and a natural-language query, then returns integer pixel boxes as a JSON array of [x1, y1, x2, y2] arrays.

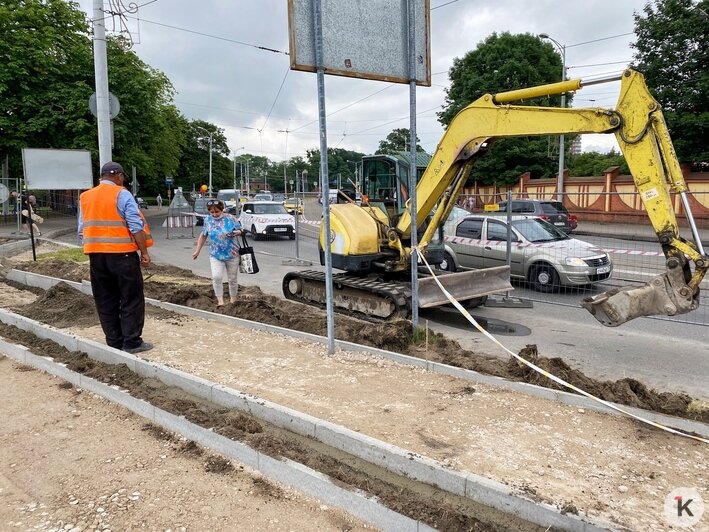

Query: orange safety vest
[[80, 183, 153, 254]]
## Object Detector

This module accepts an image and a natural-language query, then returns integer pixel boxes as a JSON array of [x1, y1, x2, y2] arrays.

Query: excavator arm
[[394, 69, 707, 326]]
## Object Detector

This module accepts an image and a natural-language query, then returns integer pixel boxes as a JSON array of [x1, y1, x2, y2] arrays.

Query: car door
[[450, 218, 484, 269], [482, 219, 522, 275]]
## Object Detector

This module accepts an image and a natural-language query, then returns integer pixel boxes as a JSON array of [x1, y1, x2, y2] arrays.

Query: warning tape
[[442, 235, 665, 257], [414, 248, 708, 445]]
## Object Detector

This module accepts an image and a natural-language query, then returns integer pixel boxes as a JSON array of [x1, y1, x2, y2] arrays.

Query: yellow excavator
[[283, 69, 707, 326]]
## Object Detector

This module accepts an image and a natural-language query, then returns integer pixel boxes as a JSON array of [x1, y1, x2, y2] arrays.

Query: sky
[[76, 0, 653, 162]]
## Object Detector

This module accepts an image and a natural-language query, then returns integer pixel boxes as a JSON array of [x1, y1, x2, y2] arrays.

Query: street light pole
[[232, 147, 244, 191], [194, 126, 214, 196], [540, 33, 566, 202]]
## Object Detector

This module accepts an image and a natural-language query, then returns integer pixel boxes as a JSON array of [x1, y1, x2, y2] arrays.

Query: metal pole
[[558, 44, 566, 202], [92, 0, 112, 165], [313, 0, 335, 354], [208, 135, 213, 196], [407, 0, 419, 329]]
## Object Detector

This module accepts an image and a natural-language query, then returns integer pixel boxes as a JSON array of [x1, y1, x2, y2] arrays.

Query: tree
[[0, 0, 187, 195], [438, 32, 569, 185], [632, 0, 709, 169], [375, 128, 423, 155], [0, 0, 94, 177], [567, 150, 630, 177]]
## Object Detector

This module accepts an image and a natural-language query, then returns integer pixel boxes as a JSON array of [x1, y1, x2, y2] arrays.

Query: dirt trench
[[9, 258, 706, 423], [0, 321, 545, 532]]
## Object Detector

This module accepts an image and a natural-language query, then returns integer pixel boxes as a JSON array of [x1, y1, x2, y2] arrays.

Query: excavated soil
[[11, 259, 705, 423]]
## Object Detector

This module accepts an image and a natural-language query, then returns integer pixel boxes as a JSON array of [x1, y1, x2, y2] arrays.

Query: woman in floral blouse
[[192, 199, 243, 306]]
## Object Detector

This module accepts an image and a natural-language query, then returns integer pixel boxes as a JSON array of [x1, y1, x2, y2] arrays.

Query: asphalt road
[[143, 208, 709, 402]]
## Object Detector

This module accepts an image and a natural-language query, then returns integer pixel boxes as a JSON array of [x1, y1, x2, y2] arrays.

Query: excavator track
[[282, 270, 411, 322]]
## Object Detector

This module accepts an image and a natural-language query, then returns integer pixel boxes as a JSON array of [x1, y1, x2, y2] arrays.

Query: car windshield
[[253, 204, 287, 215], [512, 218, 569, 242], [254, 194, 273, 201], [286, 198, 301, 204]]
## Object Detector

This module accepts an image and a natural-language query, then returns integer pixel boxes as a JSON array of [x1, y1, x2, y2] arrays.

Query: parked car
[[192, 196, 214, 226], [496, 199, 577, 233], [283, 197, 304, 215], [240, 201, 295, 240], [441, 214, 612, 292]]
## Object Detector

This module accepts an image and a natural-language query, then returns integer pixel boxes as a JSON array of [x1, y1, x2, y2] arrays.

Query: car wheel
[[289, 232, 295, 240], [251, 224, 261, 240], [439, 251, 456, 272], [530, 264, 560, 293]]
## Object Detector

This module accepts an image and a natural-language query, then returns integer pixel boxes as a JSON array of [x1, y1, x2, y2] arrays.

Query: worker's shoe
[[123, 341, 154, 354]]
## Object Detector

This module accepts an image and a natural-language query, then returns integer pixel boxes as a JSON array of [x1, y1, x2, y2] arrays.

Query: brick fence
[[463, 168, 709, 229]]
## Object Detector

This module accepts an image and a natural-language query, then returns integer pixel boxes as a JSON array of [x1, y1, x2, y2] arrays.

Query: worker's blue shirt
[[78, 180, 145, 239]]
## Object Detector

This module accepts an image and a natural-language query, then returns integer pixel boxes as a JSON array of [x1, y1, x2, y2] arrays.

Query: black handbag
[[238, 233, 259, 274]]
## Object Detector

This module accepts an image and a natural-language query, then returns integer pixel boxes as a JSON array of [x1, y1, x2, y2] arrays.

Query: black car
[[135, 197, 148, 209], [496, 199, 577, 233]]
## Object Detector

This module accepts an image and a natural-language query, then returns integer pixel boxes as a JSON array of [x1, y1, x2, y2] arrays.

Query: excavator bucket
[[581, 265, 699, 327], [417, 266, 513, 308]]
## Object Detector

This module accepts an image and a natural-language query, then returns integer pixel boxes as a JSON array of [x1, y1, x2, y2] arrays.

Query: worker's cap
[[100, 161, 124, 175]]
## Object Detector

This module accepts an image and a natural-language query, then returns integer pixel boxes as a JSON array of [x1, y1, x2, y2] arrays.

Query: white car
[[240, 201, 295, 240]]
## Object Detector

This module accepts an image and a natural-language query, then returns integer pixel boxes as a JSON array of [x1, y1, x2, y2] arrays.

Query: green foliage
[[375, 128, 424, 155], [632, 0, 709, 169], [37, 246, 88, 263], [0, 0, 187, 195], [305, 147, 365, 190], [438, 32, 569, 185], [567, 150, 630, 177], [0, 0, 94, 175]]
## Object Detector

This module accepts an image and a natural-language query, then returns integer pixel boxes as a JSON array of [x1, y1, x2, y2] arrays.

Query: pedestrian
[[11, 190, 41, 236], [25, 195, 43, 236], [191, 199, 242, 306], [79, 161, 154, 354], [156, 193, 163, 209]]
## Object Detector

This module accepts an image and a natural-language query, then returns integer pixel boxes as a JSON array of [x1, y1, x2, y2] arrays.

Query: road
[[143, 207, 709, 401]]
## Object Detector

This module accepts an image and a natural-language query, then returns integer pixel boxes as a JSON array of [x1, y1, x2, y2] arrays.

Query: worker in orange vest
[[79, 161, 154, 354]]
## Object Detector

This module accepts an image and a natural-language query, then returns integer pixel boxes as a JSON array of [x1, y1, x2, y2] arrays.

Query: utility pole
[[92, 0, 112, 165], [540, 33, 567, 202]]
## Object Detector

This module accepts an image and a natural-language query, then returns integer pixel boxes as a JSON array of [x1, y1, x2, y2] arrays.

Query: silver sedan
[[441, 214, 613, 292]]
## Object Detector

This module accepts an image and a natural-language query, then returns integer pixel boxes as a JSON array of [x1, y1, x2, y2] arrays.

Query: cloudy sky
[[76, 0, 651, 161]]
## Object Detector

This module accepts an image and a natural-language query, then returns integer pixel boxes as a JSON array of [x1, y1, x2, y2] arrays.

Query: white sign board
[[22, 148, 93, 190], [288, 0, 430, 86]]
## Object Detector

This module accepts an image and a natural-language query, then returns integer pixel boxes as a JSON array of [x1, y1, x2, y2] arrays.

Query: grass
[[37, 247, 88, 263]]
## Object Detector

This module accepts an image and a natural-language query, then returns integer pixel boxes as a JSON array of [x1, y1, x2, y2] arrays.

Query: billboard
[[288, 0, 430, 86], [22, 148, 93, 190]]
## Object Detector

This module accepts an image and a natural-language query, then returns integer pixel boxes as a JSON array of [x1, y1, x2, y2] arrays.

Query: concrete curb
[[8, 267, 708, 441], [0, 338, 433, 532], [0, 306, 614, 531]]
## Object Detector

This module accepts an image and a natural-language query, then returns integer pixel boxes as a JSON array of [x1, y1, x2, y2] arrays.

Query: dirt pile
[[9, 259, 706, 422]]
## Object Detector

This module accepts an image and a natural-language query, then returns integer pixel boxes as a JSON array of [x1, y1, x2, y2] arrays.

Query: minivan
[[216, 189, 241, 214], [497, 199, 577, 233]]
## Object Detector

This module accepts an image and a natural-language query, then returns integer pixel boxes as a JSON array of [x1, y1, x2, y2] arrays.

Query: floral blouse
[[202, 214, 241, 261]]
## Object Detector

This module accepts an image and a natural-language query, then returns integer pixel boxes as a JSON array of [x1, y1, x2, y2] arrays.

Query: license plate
[[597, 265, 611, 274], [274, 227, 287, 232], [554, 222, 565, 226]]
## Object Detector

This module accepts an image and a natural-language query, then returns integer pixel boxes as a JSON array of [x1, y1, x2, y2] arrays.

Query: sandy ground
[[0, 355, 370, 532], [0, 280, 706, 531]]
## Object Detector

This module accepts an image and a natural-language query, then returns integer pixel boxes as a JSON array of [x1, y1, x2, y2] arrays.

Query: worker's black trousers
[[89, 252, 145, 350]]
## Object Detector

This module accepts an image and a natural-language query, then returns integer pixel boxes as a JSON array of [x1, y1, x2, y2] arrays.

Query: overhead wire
[[89, 3, 640, 157]]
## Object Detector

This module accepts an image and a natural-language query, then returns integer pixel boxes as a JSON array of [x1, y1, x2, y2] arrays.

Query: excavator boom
[[394, 69, 706, 326]]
